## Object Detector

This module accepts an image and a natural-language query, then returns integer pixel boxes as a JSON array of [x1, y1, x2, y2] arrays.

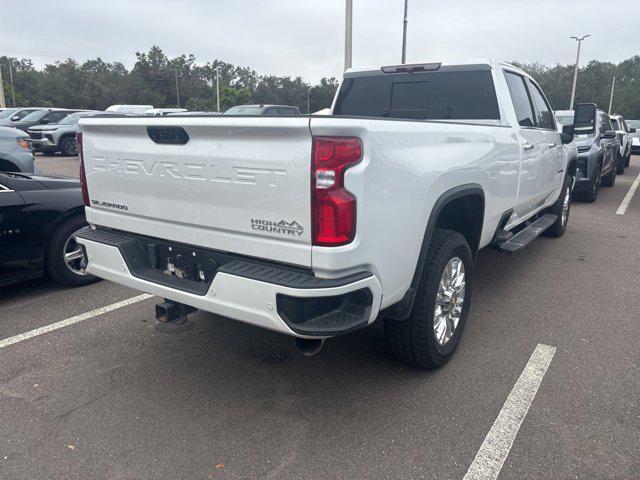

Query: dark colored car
[[571, 105, 620, 202], [9, 109, 83, 133], [224, 104, 301, 115], [0, 172, 97, 287]]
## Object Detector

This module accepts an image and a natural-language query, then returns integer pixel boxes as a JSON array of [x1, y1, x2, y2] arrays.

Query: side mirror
[[603, 131, 616, 139], [574, 103, 597, 135], [630, 128, 637, 134], [10, 115, 20, 121], [561, 124, 574, 144]]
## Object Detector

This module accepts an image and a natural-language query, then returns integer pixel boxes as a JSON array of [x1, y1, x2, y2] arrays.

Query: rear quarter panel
[[310, 117, 520, 308]]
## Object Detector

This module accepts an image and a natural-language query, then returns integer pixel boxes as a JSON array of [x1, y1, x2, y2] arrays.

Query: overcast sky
[[2, 0, 639, 82]]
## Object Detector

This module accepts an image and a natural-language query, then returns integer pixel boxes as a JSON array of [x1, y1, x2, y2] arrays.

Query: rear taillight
[[76, 131, 89, 207], [311, 136, 361, 246]]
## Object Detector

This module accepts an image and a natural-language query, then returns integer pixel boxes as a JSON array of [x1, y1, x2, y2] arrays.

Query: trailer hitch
[[155, 299, 197, 325]]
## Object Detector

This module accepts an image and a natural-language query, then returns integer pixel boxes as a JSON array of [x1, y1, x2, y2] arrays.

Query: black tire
[[578, 162, 601, 202], [602, 160, 617, 187], [543, 173, 572, 238], [616, 151, 625, 174], [59, 136, 78, 156], [625, 150, 631, 168], [46, 215, 98, 287], [385, 229, 473, 369]]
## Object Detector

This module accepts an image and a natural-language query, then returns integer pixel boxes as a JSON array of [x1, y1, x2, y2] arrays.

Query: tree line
[[0, 46, 338, 113], [512, 56, 640, 118], [1, 46, 639, 118]]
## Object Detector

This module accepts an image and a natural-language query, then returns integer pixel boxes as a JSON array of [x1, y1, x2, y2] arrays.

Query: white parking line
[[463, 343, 556, 480], [0, 293, 153, 350], [616, 171, 640, 215]]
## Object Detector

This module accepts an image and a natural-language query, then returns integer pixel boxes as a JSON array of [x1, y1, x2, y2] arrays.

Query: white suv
[[609, 114, 634, 171]]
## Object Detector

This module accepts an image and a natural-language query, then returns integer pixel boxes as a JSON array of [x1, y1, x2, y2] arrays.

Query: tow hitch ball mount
[[155, 299, 197, 325]]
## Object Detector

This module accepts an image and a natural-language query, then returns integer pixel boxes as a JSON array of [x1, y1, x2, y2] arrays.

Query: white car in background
[[609, 114, 634, 170], [145, 108, 188, 116], [105, 104, 154, 115], [627, 119, 640, 154]]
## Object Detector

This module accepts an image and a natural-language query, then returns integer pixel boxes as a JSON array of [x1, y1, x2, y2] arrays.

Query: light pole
[[215, 67, 220, 112], [569, 34, 590, 110], [401, 0, 408, 63], [608, 76, 616, 115], [0, 68, 6, 109], [307, 87, 312, 113], [9, 63, 15, 108], [175, 69, 180, 108], [344, 0, 353, 71]]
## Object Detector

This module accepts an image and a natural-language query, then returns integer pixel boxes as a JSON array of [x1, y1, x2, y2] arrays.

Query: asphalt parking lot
[[1, 153, 639, 480]]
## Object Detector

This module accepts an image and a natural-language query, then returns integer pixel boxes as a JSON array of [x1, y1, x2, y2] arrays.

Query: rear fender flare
[[384, 183, 484, 321]]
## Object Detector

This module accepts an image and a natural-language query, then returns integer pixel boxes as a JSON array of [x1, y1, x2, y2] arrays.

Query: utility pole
[[344, 0, 353, 71], [0, 67, 6, 109], [9, 63, 15, 108], [215, 67, 220, 112], [175, 70, 180, 108], [608, 76, 616, 115], [307, 87, 311, 113], [401, 0, 408, 64], [569, 34, 590, 110]]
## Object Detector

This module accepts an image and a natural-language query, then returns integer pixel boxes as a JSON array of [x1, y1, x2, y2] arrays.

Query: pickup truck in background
[[75, 60, 581, 369]]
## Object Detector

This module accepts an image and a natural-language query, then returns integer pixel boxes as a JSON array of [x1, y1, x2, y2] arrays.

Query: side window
[[504, 72, 535, 127], [610, 118, 620, 131], [45, 112, 68, 123], [278, 108, 297, 115], [620, 118, 628, 132], [526, 80, 555, 130], [263, 109, 279, 116], [601, 114, 613, 133], [16, 110, 32, 120]]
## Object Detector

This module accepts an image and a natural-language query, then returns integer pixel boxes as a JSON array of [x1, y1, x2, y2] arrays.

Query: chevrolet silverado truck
[[75, 60, 580, 369]]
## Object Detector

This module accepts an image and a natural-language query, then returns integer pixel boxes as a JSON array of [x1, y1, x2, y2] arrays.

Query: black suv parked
[[572, 105, 620, 202]]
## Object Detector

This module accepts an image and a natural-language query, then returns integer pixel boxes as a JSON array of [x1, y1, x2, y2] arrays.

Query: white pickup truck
[[76, 60, 580, 369]]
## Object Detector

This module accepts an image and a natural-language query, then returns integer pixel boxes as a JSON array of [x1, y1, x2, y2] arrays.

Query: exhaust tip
[[294, 337, 324, 357]]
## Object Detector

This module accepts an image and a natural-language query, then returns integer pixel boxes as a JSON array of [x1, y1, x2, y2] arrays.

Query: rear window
[[333, 70, 500, 122]]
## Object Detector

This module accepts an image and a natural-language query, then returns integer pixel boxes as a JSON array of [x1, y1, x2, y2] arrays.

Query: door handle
[[522, 143, 534, 151]]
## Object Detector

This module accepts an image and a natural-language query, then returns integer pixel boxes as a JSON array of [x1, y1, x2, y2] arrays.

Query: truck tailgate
[[80, 116, 313, 267]]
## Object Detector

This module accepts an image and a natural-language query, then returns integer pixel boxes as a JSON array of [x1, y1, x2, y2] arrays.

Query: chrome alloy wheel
[[63, 233, 87, 276], [561, 185, 571, 226], [433, 256, 466, 346]]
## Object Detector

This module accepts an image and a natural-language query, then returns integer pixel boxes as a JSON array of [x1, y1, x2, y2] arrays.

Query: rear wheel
[[60, 136, 78, 156], [543, 173, 572, 237], [385, 229, 472, 369], [616, 151, 625, 174], [46, 215, 98, 287], [578, 162, 601, 202], [625, 150, 631, 167]]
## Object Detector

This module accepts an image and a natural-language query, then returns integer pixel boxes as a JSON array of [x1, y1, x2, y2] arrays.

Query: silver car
[[28, 111, 99, 156], [0, 126, 36, 173], [0, 107, 45, 126]]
